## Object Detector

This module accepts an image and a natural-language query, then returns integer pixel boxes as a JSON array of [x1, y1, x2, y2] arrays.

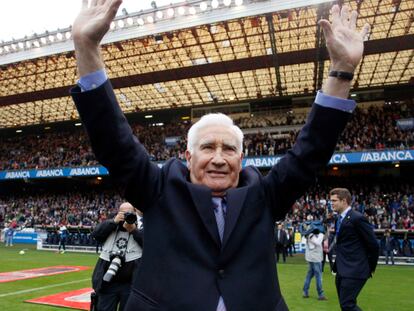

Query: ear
[[239, 152, 244, 172], [185, 150, 192, 169]]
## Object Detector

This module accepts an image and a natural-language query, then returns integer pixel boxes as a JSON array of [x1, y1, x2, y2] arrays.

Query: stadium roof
[[0, 0, 413, 128]]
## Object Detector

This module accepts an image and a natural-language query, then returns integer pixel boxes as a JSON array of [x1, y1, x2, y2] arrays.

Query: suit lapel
[[222, 186, 248, 248], [186, 182, 221, 247]]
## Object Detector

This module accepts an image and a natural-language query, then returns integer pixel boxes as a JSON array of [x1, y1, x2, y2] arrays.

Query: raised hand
[[319, 5, 370, 72], [72, 0, 122, 46], [73, 0, 122, 77]]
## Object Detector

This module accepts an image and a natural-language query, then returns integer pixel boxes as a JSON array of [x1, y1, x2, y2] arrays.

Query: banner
[[1, 149, 413, 180], [12, 232, 38, 244], [0, 166, 108, 180], [397, 118, 414, 131]]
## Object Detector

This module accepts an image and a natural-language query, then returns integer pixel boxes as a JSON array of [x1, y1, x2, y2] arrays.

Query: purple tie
[[212, 197, 227, 311]]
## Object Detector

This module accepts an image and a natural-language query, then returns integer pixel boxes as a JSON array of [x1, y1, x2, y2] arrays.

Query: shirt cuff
[[77, 69, 108, 92], [315, 90, 356, 113]]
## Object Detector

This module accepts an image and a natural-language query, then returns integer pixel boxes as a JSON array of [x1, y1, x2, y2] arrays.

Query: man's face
[[330, 194, 348, 214], [185, 125, 243, 196]]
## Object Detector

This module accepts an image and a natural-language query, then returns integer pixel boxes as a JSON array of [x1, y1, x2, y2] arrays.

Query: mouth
[[207, 170, 227, 176]]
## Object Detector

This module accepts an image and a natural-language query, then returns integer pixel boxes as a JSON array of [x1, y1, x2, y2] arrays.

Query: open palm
[[319, 5, 370, 71], [72, 0, 122, 45]]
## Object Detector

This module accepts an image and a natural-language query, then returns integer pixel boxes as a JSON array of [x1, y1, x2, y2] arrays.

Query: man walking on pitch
[[330, 188, 379, 311]]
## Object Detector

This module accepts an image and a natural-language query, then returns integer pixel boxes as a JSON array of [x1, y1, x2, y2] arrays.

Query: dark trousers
[[322, 252, 334, 272], [286, 244, 295, 256], [276, 244, 287, 262], [58, 238, 66, 251], [335, 275, 366, 311], [383, 250, 395, 265], [97, 282, 131, 311]]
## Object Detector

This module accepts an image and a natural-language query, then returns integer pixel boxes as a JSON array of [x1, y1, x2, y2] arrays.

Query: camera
[[124, 212, 137, 224], [300, 221, 325, 237], [103, 251, 125, 282]]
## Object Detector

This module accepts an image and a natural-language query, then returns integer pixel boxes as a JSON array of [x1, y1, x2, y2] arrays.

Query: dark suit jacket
[[380, 235, 399, 253], [275, 229, 288, 247], [72, 81, 350, 311], [333, 210, 379, 279]]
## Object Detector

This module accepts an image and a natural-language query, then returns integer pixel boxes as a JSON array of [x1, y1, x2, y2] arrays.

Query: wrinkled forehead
[[197, 125, 239, 146]]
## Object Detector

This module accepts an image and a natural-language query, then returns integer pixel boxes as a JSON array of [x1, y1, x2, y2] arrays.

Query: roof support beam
[[266, 14, 283, 96], [313, 4, 330, 92]]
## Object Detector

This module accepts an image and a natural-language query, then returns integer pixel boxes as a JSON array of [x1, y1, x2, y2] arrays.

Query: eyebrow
[[199, 140, 237, 150]]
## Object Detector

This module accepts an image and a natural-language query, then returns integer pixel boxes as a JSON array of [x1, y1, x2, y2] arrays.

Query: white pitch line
[[0, 278, 90, 298]]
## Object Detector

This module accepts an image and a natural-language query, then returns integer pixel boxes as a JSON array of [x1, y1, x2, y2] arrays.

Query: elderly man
[[71, 1, 369, 310]]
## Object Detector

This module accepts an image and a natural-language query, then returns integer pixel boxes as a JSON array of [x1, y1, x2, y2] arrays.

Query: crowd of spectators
[[284, 182, 414, 232], [0, 190, 123, 229], [0, 131, 98, 170], [1, 183, 413, 232], [1, 102, 413, 170]]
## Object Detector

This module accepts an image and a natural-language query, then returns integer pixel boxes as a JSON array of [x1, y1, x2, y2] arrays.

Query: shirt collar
[[340, 206, 352, 219]]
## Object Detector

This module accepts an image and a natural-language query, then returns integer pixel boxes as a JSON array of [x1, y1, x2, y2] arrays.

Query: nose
[[211, 149, 226, 166]]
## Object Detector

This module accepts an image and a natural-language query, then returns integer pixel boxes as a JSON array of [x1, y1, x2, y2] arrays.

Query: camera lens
[[124, 212, 137, 224], [103, 257, 122, 282]]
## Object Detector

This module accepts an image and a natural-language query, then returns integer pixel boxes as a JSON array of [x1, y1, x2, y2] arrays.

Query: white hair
[[187, 113, 244, 154]]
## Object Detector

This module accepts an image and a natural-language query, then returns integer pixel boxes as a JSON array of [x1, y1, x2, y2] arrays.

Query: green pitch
[[0, 244, 413, 311]]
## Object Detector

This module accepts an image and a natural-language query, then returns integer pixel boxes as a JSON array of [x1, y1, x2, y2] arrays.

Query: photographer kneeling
[[91, 202, 143, 311]]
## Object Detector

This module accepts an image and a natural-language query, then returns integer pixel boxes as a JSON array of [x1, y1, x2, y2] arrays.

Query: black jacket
[[91, 220, 143, 293], [333, 210, 379, 279], [72, 80, 350, 311]]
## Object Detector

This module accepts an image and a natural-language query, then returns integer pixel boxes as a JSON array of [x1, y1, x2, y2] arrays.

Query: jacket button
[[218, 269, 225, 278]]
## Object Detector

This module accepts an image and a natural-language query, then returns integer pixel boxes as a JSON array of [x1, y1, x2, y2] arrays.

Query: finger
[[340, 5, 350, 27], [349, 10, 358, 30], [331, 4, 341, 28], [97, 0, 106, 5], [319, 19, 334, 42], [81, 0, 88, 9], [105, 0, 123, 19], [91, 0, 98, 7], [360, 23, 371, 41]]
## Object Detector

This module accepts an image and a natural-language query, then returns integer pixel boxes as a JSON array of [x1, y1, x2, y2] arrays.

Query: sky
[[0, 0, 182, 42]]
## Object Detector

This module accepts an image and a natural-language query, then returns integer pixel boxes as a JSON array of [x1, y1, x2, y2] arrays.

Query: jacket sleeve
[[131, 228, 144, 248], [91, 220, 118, 243], [355, 215, 379, 275], [71, 81, 162, 212], [263, 104, 351, 220], [308, 233, 324, 247]]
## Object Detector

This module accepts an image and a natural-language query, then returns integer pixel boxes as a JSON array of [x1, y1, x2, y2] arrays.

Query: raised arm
[[319, 4, 370, 99], [71, 0, 161, 212], [264, 5, 370, 219], [72, 0, 123, 77]]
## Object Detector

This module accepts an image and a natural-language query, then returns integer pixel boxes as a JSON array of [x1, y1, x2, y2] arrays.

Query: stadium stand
[[1, 100, 413, 169]]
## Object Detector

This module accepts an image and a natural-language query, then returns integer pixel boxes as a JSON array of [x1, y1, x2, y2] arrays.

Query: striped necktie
[[336, 216, 343, 236], [212, 197, 227, 311]]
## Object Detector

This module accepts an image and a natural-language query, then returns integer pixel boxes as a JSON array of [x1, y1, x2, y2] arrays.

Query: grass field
[[0, 244, 413, 311]]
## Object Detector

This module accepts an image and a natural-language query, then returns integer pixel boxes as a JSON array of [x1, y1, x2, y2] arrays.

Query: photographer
[[91, 202, 143, 311], [302, 227, 327, 301]]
